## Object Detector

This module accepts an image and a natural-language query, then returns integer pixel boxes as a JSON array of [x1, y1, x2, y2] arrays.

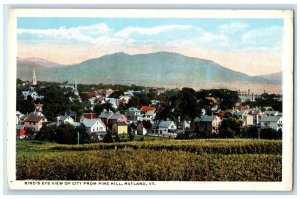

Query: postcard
[[6, 8, 293, 191]]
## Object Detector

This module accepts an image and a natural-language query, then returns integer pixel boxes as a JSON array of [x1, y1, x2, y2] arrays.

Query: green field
[[17, 139, 282, 181]]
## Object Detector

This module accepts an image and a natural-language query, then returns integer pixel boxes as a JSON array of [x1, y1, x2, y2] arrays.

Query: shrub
[[260, 128, 281, 140], [103, 133, 114, 143]]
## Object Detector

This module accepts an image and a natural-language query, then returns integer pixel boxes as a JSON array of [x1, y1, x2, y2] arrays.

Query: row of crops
[[16, 139, 282, 181], [50, 139, 282, 155], [17, 149, 282, 181]]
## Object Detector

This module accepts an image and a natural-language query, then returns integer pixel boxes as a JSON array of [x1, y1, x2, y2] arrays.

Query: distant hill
[[17, 52, 276, 89], [17, 57, 63, 68], [256, 72, 282, 83]]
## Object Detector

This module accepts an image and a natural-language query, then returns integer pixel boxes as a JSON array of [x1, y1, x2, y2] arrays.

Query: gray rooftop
[[264, 111, 279, 115], [194, 115, 218, 122], [127, 107, 140, 112], [72, 122, 81, 127], [260, 116, 282, 122], [151, 122, 159, 129], [145, 110, 155, 116], [16, 124, 24, 130], [99, 111, 114, 119], [110, 114, 125, 120], [58, 115, 72, 122], [82, 118, 104, 128], [158, 120, 174, 128]]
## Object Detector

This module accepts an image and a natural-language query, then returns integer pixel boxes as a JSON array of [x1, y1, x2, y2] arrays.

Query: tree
[[53, 123, 90, 144], [17, 78, 23, 86], [16, 91, 35, 114], [90, 133, 100, 143], [35, 123, 57, 141], [219, 117, 243, 138], [254, 93, 282, 112], [76, 124, 91, 144], [39, 85, 67, 121], [128, 93, 151, 109], [109, 90, 124, 99], [219, 90, 239, 110], [103, 131, 115, 143], [25, 128, 35, 139], [260, 128, 281, 139], [178, 87, 200, 121], [241, 125, 258, 138], [94, 103, 116, 116]]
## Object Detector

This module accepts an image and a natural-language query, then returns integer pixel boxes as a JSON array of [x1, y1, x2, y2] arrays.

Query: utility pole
[[77, 131, 80, 145]]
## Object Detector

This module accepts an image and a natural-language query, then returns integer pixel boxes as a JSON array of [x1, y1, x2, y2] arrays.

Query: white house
[[82, 118, 106, 133], [24, 112, 48, 132], [16, 111, 24, 124], [82, 118, 107, 140], [56, 115, 74, 126], [193, 115, 222, 135], [151, 120, 177, 137], [235, 110, 254, 126], [260, 116, 282, 131], [141, 110, 156, 122], [22, 90, 44, 100], [105, 98, 118, 109], [158, 120, 177, 134], [125, 107, 141, 123], [248, 109, 263, 125], [118, 95, 131, 103], [264, 111, 280, 117]]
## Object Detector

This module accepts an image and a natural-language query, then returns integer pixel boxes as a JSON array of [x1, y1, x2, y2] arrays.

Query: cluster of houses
[[16, 103, 177, 140], [16, 78, 283, 140], [16, 102, 283, 141]]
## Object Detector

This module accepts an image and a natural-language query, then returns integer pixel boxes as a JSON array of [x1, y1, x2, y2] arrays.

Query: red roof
[[34, 104, 44, 108], [235, 105, 249, 110], [206, 97, 217, 103], [83, 113, 98, 119], [118, 99, 126, 103], [249, 110, 260, 115], [140, 106, 156, 113], [215, 111, 226, 118]]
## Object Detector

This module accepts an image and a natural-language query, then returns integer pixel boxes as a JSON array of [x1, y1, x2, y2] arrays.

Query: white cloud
[[241, 25, 283, 47], [114, 25, 202, 38], [18, 23, 111, 44], [218, 22, 247, 34], [202, 32, 228, 44]]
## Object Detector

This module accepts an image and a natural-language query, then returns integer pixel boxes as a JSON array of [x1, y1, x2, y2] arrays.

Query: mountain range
[[17, 52, 281, 92], [257, 72, 282, 83]]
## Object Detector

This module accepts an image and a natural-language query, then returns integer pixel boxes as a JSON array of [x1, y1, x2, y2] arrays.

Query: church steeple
[[31, 67, 37, 86]]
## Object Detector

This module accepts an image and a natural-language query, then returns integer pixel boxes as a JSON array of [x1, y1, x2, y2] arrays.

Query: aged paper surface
[[7, 8, 294, 191]]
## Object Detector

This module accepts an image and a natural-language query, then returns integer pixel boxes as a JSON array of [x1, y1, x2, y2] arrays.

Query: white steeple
[[31, 68, 37, 86]]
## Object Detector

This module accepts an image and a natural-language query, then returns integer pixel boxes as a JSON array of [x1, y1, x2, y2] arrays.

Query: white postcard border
[[6, 8, 294, 191]]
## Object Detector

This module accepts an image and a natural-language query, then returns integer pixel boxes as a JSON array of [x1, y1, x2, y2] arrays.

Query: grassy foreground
[[16, 139, 282, 181]]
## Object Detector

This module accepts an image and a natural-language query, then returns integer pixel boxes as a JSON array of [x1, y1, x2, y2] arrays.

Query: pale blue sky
[[17, 17, 284, 75]]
